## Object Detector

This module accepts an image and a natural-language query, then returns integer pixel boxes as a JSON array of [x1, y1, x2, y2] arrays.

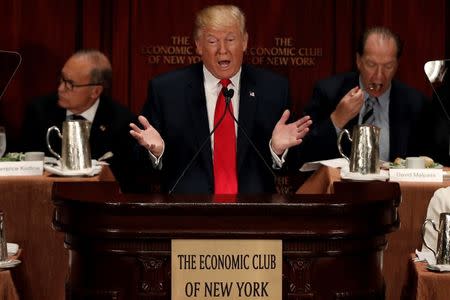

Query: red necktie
[[213, 79, 238, 196]]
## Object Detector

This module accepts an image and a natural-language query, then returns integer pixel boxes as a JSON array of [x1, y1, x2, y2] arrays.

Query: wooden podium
[[52, 181, 400, 300]]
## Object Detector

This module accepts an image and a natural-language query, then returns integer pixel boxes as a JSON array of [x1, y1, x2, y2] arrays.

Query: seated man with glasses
[[22, 49, 141, 191]]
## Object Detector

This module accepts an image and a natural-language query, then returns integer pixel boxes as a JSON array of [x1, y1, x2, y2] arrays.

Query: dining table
[[0, 166, 115, 300], [402, 254, 450, 300], [297, 166, 450, 300]]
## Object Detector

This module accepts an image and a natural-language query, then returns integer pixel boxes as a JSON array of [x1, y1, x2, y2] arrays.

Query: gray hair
[[73, 49, 112, 88], [357, 27, 403, 59]]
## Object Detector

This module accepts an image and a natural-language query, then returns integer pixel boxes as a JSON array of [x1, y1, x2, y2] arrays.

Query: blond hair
[[194, 5, 246, 40]]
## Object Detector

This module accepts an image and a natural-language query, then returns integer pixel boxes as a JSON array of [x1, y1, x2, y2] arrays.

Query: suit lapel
[[90, 97, 110, 158], [237, 65, 257, 172], [185, 64, 214, 179], [55, 105, 66, 126], [343, 74, 361, 131], [388, 82, 402, 159]]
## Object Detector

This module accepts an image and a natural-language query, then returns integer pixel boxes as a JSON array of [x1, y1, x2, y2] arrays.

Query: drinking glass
[[0, 127, 6, 158]]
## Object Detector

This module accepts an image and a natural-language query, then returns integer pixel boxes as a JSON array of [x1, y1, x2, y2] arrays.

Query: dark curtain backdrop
[[0, 0, 448, 151]]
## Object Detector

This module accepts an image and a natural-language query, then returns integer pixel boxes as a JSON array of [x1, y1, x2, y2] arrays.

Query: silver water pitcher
[[337, 124, 381, 174], [422, 213, 450, 264], [46, 120, 92, 171], [0, 212, 8, 261]]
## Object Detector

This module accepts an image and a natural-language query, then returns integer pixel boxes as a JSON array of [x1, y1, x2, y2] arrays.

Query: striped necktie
[[362, 97, 377, 124]]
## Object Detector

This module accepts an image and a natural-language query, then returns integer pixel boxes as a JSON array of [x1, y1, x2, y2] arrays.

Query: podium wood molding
[[52, 181, 400, 299]]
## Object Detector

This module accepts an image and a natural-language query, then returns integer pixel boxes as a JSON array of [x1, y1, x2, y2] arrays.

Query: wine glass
[[0, 127, 6, 158]]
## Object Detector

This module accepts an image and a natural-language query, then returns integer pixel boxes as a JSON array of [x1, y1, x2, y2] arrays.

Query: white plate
[[44, 156, 59, 165], [340, 169, 389, 181], [44, 158, 105, 166], [44, 165, 102, 177], [0, 259, 21, 269]]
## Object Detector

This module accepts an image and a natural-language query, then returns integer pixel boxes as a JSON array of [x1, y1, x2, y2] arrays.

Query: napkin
[[7, 243, 18, 256], [427, 264, 450, 272], [415, 249, 450, 272], [300, 158, 349, 172], [44, 164, 102, 177], [416, 249, 436, 265], [340, 167, 389, 181]]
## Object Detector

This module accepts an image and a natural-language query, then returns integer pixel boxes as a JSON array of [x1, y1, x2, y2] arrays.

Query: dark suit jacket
[[301, 72, 428, 162], [141, 63, 293, 193], [22, 94, 139, 190]]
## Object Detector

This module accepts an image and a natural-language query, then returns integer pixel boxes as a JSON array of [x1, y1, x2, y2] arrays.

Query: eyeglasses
[[59, 76, 103, 91]]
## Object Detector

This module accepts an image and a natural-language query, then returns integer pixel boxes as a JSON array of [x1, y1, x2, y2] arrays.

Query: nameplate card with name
[[0, 161, 44, 176], [172, 239, 282, 300], [389, 168, 443, 182]]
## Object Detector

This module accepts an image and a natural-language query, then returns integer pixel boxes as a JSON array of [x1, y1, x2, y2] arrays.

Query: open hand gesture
[[129, 115, 164, 157], [271, 110, 312, 155]]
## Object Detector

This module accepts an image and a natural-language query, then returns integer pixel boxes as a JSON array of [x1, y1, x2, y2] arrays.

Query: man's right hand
[[129, 115, 164, 157], [330, 86, 364, 129]]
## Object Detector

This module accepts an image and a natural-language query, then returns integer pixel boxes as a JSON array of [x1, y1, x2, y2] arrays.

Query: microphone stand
[[168, 92, 230, 195], [225, 97, 277, 179]]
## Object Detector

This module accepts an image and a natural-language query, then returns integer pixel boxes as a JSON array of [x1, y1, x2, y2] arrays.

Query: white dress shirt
[[66, 98, 100, 123], [422, 187, 450, 253], [358, 79, 391, 162], [203, 66, 286, 168], [203, 65, 240, 149]]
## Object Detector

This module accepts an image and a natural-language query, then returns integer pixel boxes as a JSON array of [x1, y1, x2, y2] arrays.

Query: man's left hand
[[271, 110, 312, 156]]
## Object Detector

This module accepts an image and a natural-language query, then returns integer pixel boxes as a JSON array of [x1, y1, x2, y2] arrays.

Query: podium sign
[[172, 240, 282, 299]]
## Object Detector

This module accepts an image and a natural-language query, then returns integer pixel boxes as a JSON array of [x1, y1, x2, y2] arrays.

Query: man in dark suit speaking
[[130, 4, 312, 194], [22, 49, 138, 190], [301, 27, 427, 163]]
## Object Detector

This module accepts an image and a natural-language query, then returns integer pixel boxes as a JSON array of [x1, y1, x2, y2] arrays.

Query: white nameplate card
[[172, 239, 282, 300], [0, 161, 44, 176], [389, 168, 443, 182]]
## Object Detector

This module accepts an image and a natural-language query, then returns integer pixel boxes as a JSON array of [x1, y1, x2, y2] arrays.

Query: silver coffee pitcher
[[337, 124, 380, 174], [46, 120, 92, 171], [0, 212, 8, 261], [422, 213, 450, 264]]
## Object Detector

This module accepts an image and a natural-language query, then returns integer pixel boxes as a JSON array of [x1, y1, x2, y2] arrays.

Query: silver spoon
[[98, 151, 113, 162], [367, 83, 383, 92]]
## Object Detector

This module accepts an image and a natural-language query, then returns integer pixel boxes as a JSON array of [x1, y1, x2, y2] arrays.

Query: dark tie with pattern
[[362, 97, 377, 124], [213, 78, 237, 196], [68, 114, 86, 121]]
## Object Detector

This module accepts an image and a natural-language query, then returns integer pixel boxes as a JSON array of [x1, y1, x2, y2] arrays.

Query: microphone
[[426, 60, 450, 122], [0, 50, 22, 101], [223, 88, 234, 104], [429, 82, 450, 122], [168, 88, 231, 194]]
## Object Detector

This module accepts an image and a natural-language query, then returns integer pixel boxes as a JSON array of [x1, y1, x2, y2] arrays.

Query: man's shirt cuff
[[269, 139, 288, 169]]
